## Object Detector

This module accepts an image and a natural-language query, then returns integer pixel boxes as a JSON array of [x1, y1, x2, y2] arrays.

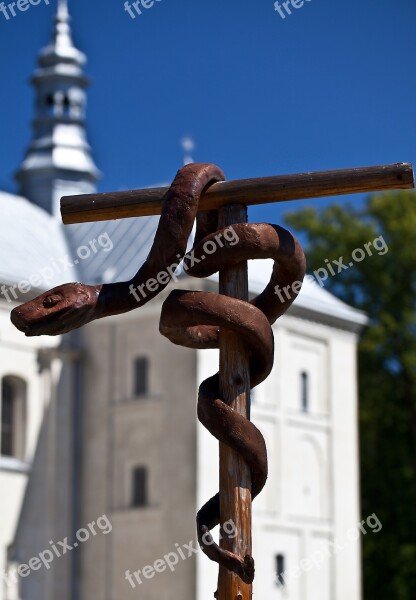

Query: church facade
[[0, 3, 366, 600]]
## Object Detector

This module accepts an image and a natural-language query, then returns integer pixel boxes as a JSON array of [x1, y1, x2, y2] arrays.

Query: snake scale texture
[[11, 163, 306, 583]]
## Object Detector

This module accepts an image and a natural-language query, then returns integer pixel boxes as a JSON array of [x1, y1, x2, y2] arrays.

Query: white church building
[[0, 3, 366, 600]]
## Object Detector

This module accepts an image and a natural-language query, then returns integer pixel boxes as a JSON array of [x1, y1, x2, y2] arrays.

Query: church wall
[[196, 311, 362, 600], [78, 289, 199, 600], [0, 300, 62, 600]]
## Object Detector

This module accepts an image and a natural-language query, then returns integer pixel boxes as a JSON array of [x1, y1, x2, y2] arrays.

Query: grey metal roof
[[246, 258, 368, 327], [64, 215, 159, 284], [0, 192, 77, 295], [64, 216, 367, 328]]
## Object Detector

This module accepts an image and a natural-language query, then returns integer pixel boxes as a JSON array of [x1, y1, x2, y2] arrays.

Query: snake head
[[11, 282, 100, 337]]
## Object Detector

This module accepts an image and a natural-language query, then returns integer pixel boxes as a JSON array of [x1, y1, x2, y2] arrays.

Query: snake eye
[[43, 294, 61, 308]]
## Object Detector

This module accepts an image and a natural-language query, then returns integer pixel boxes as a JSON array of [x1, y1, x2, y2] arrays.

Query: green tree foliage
[[285, 191, 416, 599]]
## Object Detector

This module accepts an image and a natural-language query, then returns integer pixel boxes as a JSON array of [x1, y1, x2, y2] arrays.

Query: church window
[[62, 95, 71, 115], [1, 377, 27, 460], [134, 357, 149, 397], [301, 371, 309, 412], [132, 466, 148, 507], [275, 553, 285, 586], [45, 94, 55, 110]]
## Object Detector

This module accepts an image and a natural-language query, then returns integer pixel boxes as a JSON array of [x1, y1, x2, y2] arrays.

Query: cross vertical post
[[218, 204, 252, 600]]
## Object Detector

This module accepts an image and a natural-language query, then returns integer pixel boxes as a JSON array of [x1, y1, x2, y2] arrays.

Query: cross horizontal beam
[[61, 163, 414, 224]]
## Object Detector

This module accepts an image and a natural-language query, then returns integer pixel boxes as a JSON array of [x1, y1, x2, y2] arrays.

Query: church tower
[[16, 0, 100, 216]]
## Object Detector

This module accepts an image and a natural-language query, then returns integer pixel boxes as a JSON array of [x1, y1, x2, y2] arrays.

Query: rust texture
[[216, 203, 253, 600], [11, 163, 306, 584]]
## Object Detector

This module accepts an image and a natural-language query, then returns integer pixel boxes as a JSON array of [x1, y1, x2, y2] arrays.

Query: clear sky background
[[0, 0, 415, 226]]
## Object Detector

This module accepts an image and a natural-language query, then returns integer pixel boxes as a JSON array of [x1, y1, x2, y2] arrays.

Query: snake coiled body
[[11, 163, 306, 583]]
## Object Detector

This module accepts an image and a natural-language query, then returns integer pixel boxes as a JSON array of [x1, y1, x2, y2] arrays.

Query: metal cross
[[31, 163, 416, 600]]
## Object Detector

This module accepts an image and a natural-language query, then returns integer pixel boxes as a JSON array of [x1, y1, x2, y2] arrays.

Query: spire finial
[[52, 0, 73, 51], [181, 136, 195, 165], [57, 0, 69, 20], [16, 0, 99, 214]]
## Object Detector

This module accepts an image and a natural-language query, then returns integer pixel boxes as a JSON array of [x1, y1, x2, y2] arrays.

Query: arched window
[[62, 95, 71, 116], [301, 371, 309, 412], [1, 376, 27, 461], [44, 93, 55, 115]]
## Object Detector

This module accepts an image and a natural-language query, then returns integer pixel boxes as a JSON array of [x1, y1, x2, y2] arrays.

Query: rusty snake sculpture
[[11, 163, 306, 583]]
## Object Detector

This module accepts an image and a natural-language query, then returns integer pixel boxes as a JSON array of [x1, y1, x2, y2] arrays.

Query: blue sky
[[0, 0, 415, 225]]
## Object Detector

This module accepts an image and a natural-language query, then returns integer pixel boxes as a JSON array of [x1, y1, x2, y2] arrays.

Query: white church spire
[[16, 0, 100, 216]]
